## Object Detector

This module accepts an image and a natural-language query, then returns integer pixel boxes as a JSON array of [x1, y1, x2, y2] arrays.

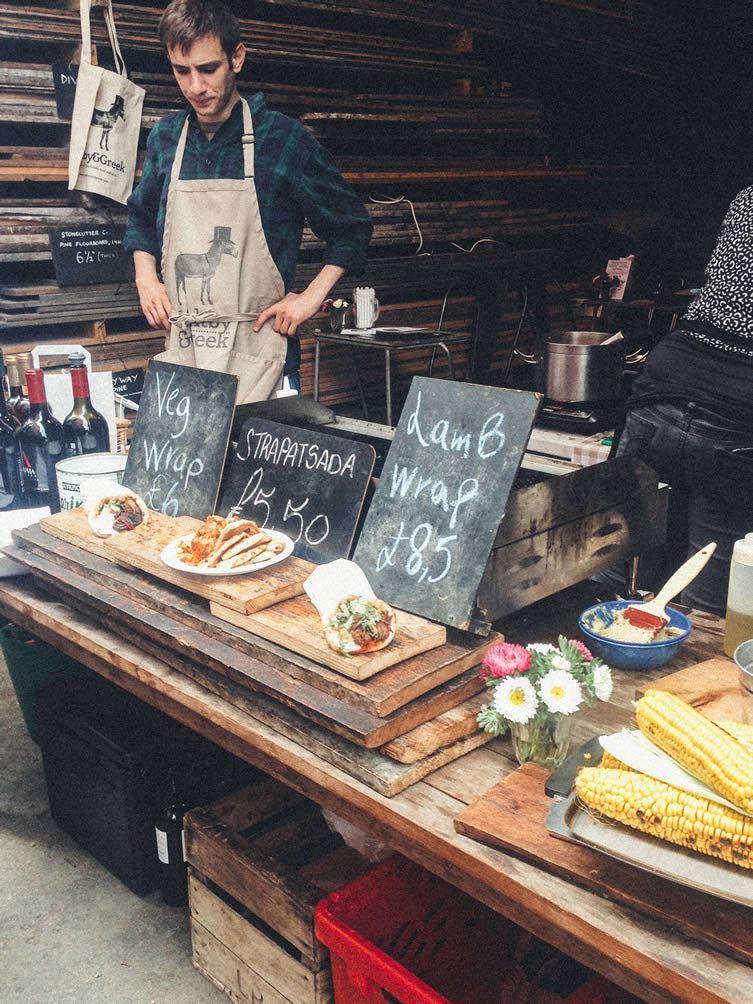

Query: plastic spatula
[[621, 542, 717, 636]]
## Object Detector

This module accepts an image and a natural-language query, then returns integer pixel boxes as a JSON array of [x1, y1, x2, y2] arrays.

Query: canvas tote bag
[[68, 0, 144, 204]]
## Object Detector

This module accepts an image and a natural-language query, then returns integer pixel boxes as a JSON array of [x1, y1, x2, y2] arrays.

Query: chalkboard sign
[[218, 417, 376, 564], [49, 225, 132, 286], [52, 63, 78, 120], [122, 361, 238, 518], [353, 377, 540, 632], [112, 367, 145, 408]]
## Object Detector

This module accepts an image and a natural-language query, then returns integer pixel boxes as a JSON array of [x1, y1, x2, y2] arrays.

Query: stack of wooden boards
[[8, 509, 498, 796]]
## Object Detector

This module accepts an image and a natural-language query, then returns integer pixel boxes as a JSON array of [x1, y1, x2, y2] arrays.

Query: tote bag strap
[[79, 0, 127, 76]]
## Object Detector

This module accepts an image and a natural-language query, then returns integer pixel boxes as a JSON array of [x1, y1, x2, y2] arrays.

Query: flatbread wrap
[[323, 594, 397, 656], [88, 489, 149, 537]]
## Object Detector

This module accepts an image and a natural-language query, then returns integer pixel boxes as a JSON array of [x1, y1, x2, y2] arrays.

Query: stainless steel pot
[[515, 331, 645, 404]]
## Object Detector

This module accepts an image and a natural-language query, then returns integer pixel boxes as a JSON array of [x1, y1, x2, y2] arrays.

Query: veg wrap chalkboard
[[122, 361, 237, 518], [218, 417, 376, 564], [353, 377, 540, 632]]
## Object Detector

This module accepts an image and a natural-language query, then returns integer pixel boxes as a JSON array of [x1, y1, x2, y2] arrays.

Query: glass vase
[[509, 714, 572, 768]]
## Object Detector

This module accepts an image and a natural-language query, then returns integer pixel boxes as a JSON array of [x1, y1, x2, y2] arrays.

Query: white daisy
[[550, 653, 572, 672], [492, 675, 538, 724], [527, 643, 557, 655], [593, 663, 613, 702], [539, 669, 583, 715]]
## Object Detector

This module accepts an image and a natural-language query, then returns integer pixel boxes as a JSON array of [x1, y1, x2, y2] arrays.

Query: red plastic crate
[[314, 855, 639, 1004]]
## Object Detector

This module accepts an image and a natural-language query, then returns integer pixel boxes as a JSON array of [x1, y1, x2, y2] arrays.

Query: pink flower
[[481, 642, 531, 679], [571, 639, 593, 662]]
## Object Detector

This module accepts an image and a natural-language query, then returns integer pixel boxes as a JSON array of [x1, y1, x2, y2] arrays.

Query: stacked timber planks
[[0, 0, 678, 401], [8, 514, 498, 798], [0, 2, 489, 82]]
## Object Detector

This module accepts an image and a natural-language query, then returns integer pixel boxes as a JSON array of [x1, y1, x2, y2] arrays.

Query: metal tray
[[547, 791, 753, 908]]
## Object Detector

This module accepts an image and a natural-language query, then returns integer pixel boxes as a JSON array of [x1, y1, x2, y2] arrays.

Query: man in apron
[[124, 0, 372, 404]]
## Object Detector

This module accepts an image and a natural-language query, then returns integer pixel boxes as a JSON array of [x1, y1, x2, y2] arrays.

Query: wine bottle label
[[23, 445, 48, 491], [155, 826, 169, 864]]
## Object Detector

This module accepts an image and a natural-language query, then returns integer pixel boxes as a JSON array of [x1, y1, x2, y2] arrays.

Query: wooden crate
[[185, 776, 371, 1004]]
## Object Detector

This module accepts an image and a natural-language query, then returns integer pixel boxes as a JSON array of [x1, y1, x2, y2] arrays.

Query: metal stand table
[[313, 327, 471, 426]]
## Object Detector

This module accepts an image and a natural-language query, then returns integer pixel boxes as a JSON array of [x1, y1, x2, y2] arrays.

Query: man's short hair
[[159, 0, 242, 62]]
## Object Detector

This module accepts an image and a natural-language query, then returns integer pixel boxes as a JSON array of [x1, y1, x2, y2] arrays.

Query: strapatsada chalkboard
[[122, 360, 237, 518], [353, 377, 540, 632], [218, 416, 376, 563]]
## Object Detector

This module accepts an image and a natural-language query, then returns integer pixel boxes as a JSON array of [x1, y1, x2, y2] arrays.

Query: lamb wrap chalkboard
[[353, 377, 540, 632], [122, 360, 237, 518], [218, 417, 376, 563]]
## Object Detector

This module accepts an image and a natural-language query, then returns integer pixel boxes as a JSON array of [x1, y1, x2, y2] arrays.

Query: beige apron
[[158, 99, 287, 404]]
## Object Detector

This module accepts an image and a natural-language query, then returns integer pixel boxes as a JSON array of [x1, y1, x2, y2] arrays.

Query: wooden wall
[[0, 0, 732, 415]]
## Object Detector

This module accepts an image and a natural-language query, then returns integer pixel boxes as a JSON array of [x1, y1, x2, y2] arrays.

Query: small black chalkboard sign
[[112, 367, 145, 408], [122, 361, 238, 519], [218, 416, 376, 564], [52, 62, 78, 120], [353, 376, 541, 632], [49, 224, 132, 286]]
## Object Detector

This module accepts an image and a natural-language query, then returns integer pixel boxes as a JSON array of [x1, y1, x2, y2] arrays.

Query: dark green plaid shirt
[[124, 92, 372, 290]]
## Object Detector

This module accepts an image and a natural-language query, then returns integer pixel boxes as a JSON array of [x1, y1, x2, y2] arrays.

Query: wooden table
[[0, 574, 747, 1004]]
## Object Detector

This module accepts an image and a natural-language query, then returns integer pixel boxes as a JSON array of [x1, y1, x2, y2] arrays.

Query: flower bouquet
[[477, 637, 613, 768]]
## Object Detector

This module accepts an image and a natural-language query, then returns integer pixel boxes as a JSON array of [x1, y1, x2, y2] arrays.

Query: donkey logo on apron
[[174, 225, 238, 308]]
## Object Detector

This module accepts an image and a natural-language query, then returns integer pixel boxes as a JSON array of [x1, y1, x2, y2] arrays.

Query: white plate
[[160, 528, 294, 577]]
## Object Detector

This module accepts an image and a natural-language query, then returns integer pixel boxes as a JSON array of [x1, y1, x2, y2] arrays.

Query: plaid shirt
[[124, 92, 372, 290]]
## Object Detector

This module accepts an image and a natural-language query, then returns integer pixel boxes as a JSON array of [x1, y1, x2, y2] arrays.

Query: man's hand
[[254, 289, 324, 337], [136, 277, 173, 331], [133, 250, 172, 331]]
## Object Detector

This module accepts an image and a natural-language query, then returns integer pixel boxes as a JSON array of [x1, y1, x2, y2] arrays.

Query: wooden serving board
[[637, 657, 746, 723], [13, 522, 494, 718], [211, 594, 447, 681], [41, 508, 314, 614], [454, 763, 753, 966]]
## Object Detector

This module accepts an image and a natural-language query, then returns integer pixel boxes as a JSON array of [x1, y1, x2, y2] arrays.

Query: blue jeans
[[616, 401, 753, 614]]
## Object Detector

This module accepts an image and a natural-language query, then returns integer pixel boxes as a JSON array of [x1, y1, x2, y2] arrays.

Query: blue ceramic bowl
[[578, 600, 692, 671]]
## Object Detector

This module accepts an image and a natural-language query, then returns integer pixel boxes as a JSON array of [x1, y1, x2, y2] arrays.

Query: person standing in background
[[124, 0, 372, 403], [615, 185, 753, 614]]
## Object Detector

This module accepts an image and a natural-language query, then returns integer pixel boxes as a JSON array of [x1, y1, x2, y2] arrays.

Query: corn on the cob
[[719, 720, 753, 753], [599, 750, 632, 771], [635, 690, 753, 813], [576, 767, 753, 869]]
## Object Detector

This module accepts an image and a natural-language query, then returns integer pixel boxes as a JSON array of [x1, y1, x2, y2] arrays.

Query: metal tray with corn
[[547, 690, 753, 903]]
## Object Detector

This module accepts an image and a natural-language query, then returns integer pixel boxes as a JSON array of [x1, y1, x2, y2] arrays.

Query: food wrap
[[303, 559, 377, 624]]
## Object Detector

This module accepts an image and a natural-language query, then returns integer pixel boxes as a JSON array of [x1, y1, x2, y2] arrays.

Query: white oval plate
[[160, 528, 294, 576]]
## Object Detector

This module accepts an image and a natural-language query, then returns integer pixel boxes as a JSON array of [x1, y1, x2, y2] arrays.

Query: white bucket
[[55, 453, 127, 511]]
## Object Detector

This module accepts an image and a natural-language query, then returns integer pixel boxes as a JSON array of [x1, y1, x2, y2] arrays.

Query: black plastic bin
[[0, 620, 87, 743], [36, 674, 257, 895]]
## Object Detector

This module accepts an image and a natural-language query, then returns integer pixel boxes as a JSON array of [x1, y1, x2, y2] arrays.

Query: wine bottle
[[6, 353, 30, 424], [154, 770, 189, 907], [0, 380, 23, 511], [18, 369, 64, 512], [62, 353, 110, 455]]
